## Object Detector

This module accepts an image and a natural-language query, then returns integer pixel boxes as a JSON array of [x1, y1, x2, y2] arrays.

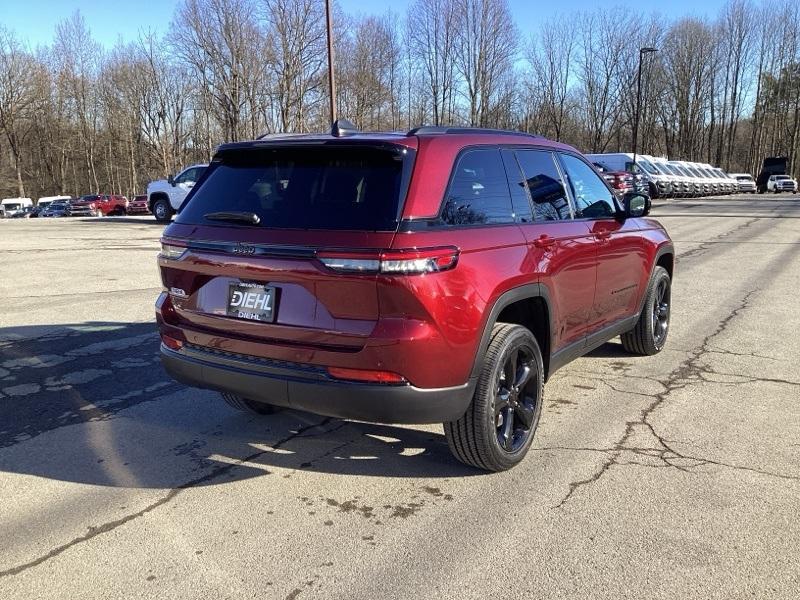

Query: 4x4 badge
[[232, 243, 256, 255]]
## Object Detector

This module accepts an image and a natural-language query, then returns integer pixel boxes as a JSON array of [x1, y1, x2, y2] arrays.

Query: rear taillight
[[318, 246, 459, 275], [327, 366, 406, 384], [160, 240, 187, 260]]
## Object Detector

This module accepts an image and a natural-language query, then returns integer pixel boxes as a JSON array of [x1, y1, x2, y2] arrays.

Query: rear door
[[510, 148, 596, 352], [557, 152, 646, 332]]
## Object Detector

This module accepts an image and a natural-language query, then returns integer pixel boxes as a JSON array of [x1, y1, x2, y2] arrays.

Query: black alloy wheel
[[445, 323, 544, 472], [621, 265, 671, 355], [494, 345, 539, 453], [652, 277, 670, 348]]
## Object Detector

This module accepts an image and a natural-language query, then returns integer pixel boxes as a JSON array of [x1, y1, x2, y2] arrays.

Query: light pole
[[632, 47, 658, 165], [325, 0, 337, 127]]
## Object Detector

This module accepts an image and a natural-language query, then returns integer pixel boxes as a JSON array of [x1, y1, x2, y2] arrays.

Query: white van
[[585, 152, 673, 198], [1, 198, 34, 218], [668, 161, 703, 196], [650, 157, 691, 198]]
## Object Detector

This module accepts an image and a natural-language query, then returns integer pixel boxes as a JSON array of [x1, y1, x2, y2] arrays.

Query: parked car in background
[[756, 156, 788, 193], [41, 201, 72, 217], [70, 194, 128, 217], [586, 153, 672, 198], [156, 123, 675, 472], [730, 173, 756, 193], [128, 194, 150, 215], [147, 164, 208, 223], [767, 174, 796, 193], [1, 198, 34, 218], [33, 195, 72, 217], [592, 162, 634, 194], [10, 206, 36, 218], [652, 157, 690, 198], [668, 162, 701, 197]]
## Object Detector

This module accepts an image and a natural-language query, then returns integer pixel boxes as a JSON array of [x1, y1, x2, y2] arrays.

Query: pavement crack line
[[676, 217, 760, 262], [552, 288, 767, 510], [0, 416, 336, 578]]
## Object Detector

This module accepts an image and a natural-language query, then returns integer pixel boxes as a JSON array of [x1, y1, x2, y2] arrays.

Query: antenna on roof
[[331, 119, 359, 138]]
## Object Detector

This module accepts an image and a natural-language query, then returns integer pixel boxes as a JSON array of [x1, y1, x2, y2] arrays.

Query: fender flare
[[148, 192, 171, 214], [468, 283, 554, 381], [635, 242, 675, 317]]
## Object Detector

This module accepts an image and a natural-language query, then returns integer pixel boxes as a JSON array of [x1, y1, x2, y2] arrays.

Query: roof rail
[[407, 126, 541, 138]]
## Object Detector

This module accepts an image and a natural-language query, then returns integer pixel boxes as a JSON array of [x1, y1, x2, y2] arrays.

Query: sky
[[2, 0, 728, 49]]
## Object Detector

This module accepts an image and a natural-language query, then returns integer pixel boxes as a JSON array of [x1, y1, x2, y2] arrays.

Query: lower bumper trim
[[160, 345, 474, 424]]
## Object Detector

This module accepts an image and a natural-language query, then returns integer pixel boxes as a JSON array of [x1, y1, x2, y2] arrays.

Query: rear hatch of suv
[[158, 139, 417, 357]]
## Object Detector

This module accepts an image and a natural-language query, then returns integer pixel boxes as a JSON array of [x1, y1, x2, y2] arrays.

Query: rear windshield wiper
[[203, 211, 261, 225]]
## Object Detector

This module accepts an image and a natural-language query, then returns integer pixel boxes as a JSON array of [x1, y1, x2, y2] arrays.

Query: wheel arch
[[469, 284, 555, 382], [148, 192, 170, 213]]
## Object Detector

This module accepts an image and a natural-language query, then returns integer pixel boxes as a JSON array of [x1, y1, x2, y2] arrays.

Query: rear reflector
[[327, 366, 406, 384], [161, 333, 184, 351], [318, 246, 459, 275]]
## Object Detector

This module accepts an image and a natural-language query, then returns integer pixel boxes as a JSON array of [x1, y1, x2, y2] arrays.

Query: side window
[[559, 154, 617, 219], [175, 167, 201, 184], [514, 150, 572, 221], [442, 149, 514, 226], [501, 149, 533, 223]]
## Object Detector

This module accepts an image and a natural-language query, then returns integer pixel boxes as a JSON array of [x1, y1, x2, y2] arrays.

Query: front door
[[557, 153, 647, 332]]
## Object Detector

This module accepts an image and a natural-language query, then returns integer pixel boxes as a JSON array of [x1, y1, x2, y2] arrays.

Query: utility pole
[[325, 0, 337, 126], [632, 47, 658, 165]]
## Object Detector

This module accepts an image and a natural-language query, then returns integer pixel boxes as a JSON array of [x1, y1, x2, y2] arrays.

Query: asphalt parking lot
[[1, 195, 799, 599]]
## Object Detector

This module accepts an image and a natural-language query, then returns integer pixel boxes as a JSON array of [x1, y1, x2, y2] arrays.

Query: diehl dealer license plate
[[227, 282, 276, 322]]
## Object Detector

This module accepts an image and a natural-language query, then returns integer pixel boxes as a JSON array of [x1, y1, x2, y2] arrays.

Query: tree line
[[1, 0, 799, 200]]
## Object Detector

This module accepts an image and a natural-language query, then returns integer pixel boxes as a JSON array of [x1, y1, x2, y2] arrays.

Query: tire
[[153, 198, 173, 223], [220, 392, 278, 415], [94, 209, 103, 217], [621, 266, 671, 356], [444, 323, 544, 472]]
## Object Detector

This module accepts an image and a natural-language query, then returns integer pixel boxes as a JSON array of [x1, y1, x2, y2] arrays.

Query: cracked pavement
[[1, 198, 799, 599]]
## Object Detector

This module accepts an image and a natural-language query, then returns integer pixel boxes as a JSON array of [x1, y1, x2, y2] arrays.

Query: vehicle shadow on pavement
[[0, 321, 478, 489], [585, 341, 631, 359]]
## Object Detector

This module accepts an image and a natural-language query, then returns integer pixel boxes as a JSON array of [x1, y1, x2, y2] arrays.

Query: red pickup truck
[[70, 194, 128, 217]]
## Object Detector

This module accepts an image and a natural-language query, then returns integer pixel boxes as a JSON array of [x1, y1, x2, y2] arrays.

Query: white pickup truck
[[147, 164, 208, 222]]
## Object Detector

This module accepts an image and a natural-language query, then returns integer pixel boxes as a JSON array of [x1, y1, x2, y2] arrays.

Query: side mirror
[[621, 192, 650, 218], [167, 175, 175, 186]]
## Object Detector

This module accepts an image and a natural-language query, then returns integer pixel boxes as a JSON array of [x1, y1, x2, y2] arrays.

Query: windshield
[[659, 163, 679, 176], [177, 146, 409, 231], [775, 175, 790, 180], [3, 203, 22, 210], [671, 164, 691, 177], [79, 195, 99, 201], [637, 160, 659, 175]]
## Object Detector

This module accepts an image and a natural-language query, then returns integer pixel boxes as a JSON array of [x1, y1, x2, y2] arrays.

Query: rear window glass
[[177, 147, 406, 231]]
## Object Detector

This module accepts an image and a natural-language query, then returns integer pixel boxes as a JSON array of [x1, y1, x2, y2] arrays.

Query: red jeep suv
[[156, 123, 674, 471]]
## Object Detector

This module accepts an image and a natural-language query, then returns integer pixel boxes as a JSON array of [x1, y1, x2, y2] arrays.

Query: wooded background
[[1, 0, 799, 200]]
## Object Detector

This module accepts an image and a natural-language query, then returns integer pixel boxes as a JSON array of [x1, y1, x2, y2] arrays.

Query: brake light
[[327, 366, 406, 384], [318, 246, 459, 275]]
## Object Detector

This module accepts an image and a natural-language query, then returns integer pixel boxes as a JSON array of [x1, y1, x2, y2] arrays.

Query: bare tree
[[452, 0, 517, 126], [407, 0, 458, 126], [0, 27, 45, 196]]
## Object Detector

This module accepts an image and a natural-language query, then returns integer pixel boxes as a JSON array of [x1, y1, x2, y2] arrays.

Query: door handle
[[533, 235, 556, 249]]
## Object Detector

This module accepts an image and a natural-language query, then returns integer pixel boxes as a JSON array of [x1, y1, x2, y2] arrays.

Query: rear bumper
[[160, 344, 474, 424]]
